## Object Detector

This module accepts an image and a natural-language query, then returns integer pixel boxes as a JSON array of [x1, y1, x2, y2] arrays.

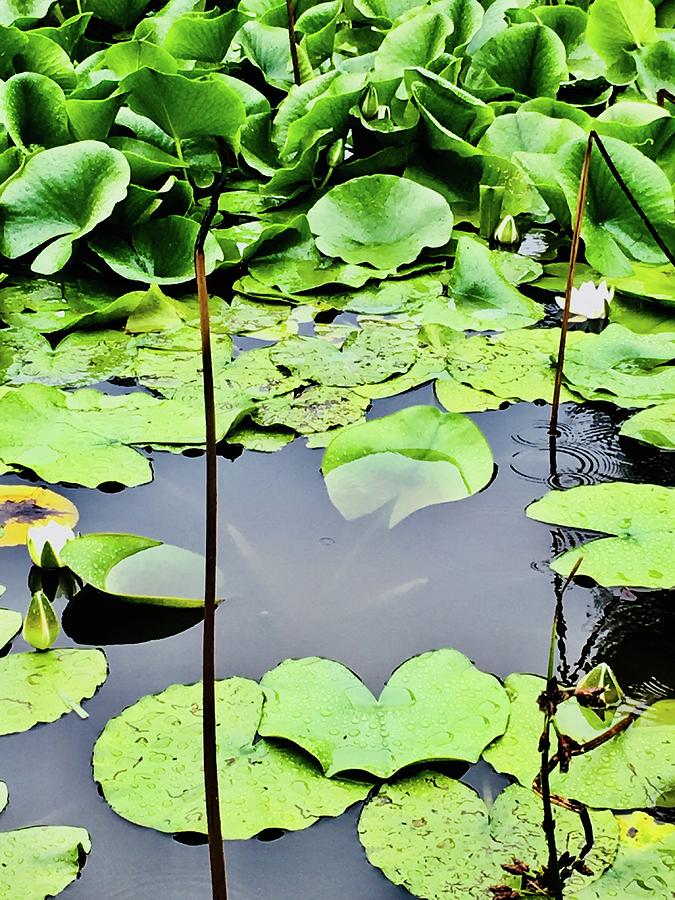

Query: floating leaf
[[259, 650, 508, 778], [269, 322, 418, 387], [0, 648, 107, 735], [93, 678, 370, 838], [0, 383, 248, 488], [358, 774, 618, 898], [322, 406, 494, 526], [576, 813, 675, 898], [0, 485, 77, 547], [252, 385, 369, 434], [620, 401, 675, 450], [483, 673, 675, 809], [61, 533, 219, 608], [526, 482, 675, 589], [307, 175, 453, 269], [0, 141, 130, 274], [0, 826, 91, 900], [562, 324, 675, 408], [0, 609, 21, 651]]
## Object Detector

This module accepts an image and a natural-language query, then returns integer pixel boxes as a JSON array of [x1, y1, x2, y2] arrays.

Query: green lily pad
[[0, 1, 55, 26], [93, 678, 371, 838], [269, 322, 418, 387], [620, 401, 675, 450], [586, 0, 656, 84], [90, 215, 224, 284], [0, 383, 248, 488], [252, 385, 369, 434], [358, 774, 618, 898], [526, 482, 675, 589], [0, 648, 107, 735], [322, 406, 494, 526], [0, 141, 130, 274], [61, 533, 220, 608], [434, 374, 505, 413], [483, 673, 675, 809], [306, 175, 453, 269], [0, 826, 91, 900], [576, 812, 675, 898], [419, 236, 542, 332], [562, 325, 675, 408], [259, 649, 509, 778], [0, 609, 21, 650]]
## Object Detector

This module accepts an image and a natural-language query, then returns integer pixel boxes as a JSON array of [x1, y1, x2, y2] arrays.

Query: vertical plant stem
[[196, 193, 227, 900], [549, 133, 592, 438], [285, 0, 302, 86]]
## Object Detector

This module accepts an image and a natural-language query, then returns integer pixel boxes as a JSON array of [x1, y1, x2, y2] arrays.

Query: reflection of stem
[[285, 0, 302, 86], [195, 178, 228, 900]]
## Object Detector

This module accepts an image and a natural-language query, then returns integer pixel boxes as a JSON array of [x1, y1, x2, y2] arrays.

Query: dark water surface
[[1, 389, 673, 899]]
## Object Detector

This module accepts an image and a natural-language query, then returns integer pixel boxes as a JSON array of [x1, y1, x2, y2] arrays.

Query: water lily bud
[[326, 138, 345, 170], [577, 663, 624, 708], [26, 522, 75, 569], [23, 590, 60, 651], [361, 84, 379, 120], [493, 214, 519, 246]]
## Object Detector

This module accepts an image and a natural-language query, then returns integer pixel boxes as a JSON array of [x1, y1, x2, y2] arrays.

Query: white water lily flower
[[26, 522, 75, 569], [555, 279, 614, 322]]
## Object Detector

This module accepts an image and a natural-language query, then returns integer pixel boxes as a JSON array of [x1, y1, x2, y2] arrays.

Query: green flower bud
[[23, 590, 60, 651], [493, 214, 519, 245], [26, 522, 74, 569], [361, 85, 379, 120], [577, 662, 624, 708], [326, 138, 345, 170]]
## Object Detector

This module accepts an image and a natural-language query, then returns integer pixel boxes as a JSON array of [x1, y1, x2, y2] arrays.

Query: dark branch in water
[[195, 175, 228, 900]]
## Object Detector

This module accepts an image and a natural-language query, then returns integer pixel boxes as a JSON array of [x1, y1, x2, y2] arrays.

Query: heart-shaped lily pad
[[0, 610, 21, 651], [0, 485, 78, 547], [483, 673, 675, 809], [61, 533, 221, 608], [620, 401, 675, 450], [93, 678, 371, 838], [321, 406, 494, 526], [0, 648, 107, 735], [0, 825, 91, 900], [259, 649, 509, 778], [358, 774, 618, 898], [306, 174, 453, 269], [526, 482, 675, 589]]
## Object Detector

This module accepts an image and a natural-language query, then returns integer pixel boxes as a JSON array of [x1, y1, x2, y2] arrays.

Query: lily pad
[[358, 774, 618, 898], [252, 385, 369, 434], [0, 141, 130, 274], [0, 826, 91, 900], [0, 648, 107, 735], [0, 383, 249, 488], [562, 324, 675, 408], [306, 175, 453, 269], [0, 485, 78, 547], [259, 650, 509, 778], [321, 406, 494, 526], [0, 610, 21, 651], [620, 401, 675, 450], [61, 533, 219, 608], [576, 812, 675, 898], [269, 322, 418, 387], [93, 678, 371, 838], [483, 673, 675, 809], [526, 482, 675, 589]]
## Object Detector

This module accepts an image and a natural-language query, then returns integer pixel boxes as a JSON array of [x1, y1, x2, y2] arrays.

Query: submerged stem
[[195, 190, 228, 900]]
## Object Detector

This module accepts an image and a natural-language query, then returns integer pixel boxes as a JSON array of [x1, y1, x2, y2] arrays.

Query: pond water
[[1, 388, 673, 899]]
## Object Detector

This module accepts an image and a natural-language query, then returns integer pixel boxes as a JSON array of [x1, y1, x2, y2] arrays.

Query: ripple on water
[[511, 404, 675, 489]]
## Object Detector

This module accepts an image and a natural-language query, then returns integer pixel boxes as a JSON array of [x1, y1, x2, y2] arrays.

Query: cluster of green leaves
[[90, 648, 675, 898]]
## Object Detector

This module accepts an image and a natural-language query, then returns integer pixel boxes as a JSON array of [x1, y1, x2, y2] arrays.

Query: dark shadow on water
[[62, 587, 204, 645]]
